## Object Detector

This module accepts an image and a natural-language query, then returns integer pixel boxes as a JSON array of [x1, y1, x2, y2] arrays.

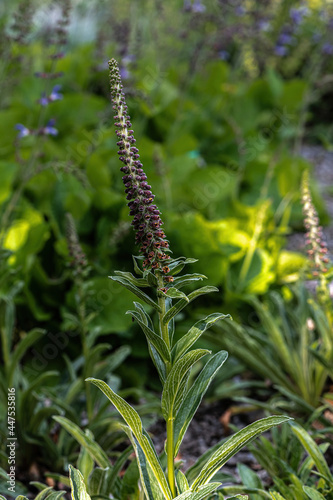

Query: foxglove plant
[[86, 59, 290, 499]]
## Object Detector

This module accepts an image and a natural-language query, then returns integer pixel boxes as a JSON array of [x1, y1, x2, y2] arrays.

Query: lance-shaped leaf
[[8, 328, 46, 386], [176, 470, 190, 495], [172, 274, 207, 289], [162, 287, 219, 325], [191, 416, 292, 490], [168, 257, 198, 276], [162, 287, 189, 301], [303, 486, 326, 500], [290, 422, 332, 484], [174, 351, 228, 456], [127, 309, 171, 364], [69, 465, 92, 500], [114, 270, 149, 287], [161, 349, 210, 420], [173, 482, 221, 500], [109, 275, 161, 312], [172, 314, 230, 362], [123, 425, 165, 500], [86, 377, 172, 500], [53, 416, 109, 468]]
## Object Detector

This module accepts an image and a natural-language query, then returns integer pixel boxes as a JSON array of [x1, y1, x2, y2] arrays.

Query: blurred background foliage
[[0, 0, 333, 495]]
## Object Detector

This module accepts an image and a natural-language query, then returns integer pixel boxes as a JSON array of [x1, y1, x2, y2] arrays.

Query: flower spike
[[109, 58, 170, 274]]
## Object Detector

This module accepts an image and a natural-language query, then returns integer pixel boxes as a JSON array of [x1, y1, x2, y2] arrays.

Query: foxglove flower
[[109, 58, 171, 276], [15, 123, 30, 138]]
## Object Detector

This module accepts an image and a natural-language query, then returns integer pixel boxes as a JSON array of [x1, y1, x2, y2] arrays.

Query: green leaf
[[88, 467, 112, 496], [127, 308, 170, 364], [123, 426, 164, 500], [69, 465, 92, 500], [114, 270, 149, 287], [53, 416, 109, 468], [174, 482, 221, 500], [174, 351, 228, 456], [77, 431, 94, 484], [220, 486, 271, 499], [162, 287, 219, 325], [34, 488, 55, 500], [86, 378, 172, 500], [303, 486, 326, 500], [172, 274, 207, 289], [192, 416, 291, 489], [172, 314, 230, 362], [168, 257, 198, 276], [290, 422, 332, 484], [8, 328, 45, 385], [109, 276, 161, 312], [161, 349, 210, 420], [176, 470, 190, 495], [163, 288, 189, 301]]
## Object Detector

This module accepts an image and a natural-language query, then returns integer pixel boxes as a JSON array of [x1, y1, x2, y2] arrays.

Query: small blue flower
[[49, 84, 63, 102], [218, 50, 229, 61], [43, 119, 58, 136], [235, 6, 246, 16], [192, 0, 206, 13], [322, 42, 333, 55], [278, 33, 293, 45], [258, 20, 270, 32], [275, 45, 288, 57], [38, 92, 49, 106], [15, 124, 30, 138], [290, 6, 308, 25]]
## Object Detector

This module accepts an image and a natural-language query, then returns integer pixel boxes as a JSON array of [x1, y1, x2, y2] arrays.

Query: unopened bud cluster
[[301, 172, 330, 277], [66, 213, 89, 278], [109, 58, 172, 278]]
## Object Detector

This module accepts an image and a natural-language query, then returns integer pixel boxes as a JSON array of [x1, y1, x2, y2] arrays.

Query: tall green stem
[[156, 271, 176, 497]]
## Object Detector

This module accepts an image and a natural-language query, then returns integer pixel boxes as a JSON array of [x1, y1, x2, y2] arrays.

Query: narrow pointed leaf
[[127, 310, 170, 363], [172, 314, 230, 362], [290, 422, 332, 483], [161, 349, 210, 420], [53, 416, 109, 468], [133, 255, 144, 275], [8, 328, 45, 385], [303, 486, 326, 500], [163, 287, 189, 300], [172, 274, 207, 289], [174, 351, 228, 456], [173, 482, 221, 500], [163, 287, 219, 325], [69, 465, 92, 500], [86, 378, 172, 500], [176, 470, 190, 495], [114, 270, 149, 287], [192, 416, 291, 489], [109, 276, 161, 312], [35, 488, 54, 500]]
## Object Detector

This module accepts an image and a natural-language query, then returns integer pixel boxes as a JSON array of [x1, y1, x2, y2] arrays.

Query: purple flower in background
[[219, 50, 229, 61], [235, 6, 246, 16], [43, 119, 58, 136], [275, 45, 288, 56], [49, 84, 63, 102], [322, 43, 333, 55], [192, 0, 206, 13], [38, 92, 49, 106], [278, 33, 293, 45], [120, 67, 130, 80], [258, 20, 270, 32], [290, 6, 308, 25], [15, 123, 30, 138]]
